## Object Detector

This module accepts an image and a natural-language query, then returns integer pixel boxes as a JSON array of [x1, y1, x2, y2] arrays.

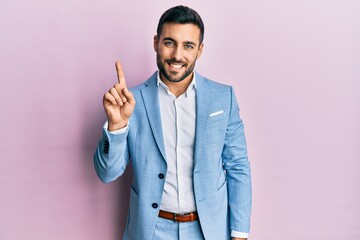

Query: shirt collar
[[156, 71, 196, 97]]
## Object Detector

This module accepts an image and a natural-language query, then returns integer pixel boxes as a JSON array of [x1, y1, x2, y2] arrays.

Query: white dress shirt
[[156, 71, 197, 214]]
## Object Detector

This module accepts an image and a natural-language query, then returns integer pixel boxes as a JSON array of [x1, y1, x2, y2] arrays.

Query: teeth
[[170, 63, 182, 69]]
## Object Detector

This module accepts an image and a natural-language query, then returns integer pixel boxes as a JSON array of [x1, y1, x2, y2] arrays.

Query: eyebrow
[[163, 37, 197, 47], [184, 41, 197, 46]]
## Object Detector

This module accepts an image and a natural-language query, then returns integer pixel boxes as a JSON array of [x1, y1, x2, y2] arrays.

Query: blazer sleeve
[[93, 122, 130, 183], [222, 86, 252, 233]]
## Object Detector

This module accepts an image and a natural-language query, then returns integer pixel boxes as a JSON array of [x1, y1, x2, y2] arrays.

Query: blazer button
[[152, 203, 158, 209], [104, 140, 109, 154], [158, 173, 164, 179]]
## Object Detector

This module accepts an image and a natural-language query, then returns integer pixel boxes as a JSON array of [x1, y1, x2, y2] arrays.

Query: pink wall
[[1, 0, 359, 239]]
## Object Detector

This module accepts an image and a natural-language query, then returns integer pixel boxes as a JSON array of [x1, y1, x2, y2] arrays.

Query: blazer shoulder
[[197, 73, 233, 94]]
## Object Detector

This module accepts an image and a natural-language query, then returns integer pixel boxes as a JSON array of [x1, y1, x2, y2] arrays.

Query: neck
[[160, 72, 194, 97]]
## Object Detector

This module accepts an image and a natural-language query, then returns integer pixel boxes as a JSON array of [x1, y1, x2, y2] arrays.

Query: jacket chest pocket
[[207, 112, 227, 141]]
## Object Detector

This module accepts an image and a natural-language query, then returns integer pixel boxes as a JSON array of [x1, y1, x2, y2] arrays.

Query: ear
[[196, 43, 204, 60], [153, 35, 159, 53]]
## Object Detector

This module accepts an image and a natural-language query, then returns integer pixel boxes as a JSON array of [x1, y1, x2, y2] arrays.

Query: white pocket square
[[209, 110, 224, 117]]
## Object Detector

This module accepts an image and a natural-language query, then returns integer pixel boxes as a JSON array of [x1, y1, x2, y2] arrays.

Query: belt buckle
[[173, 213, 178, 222]]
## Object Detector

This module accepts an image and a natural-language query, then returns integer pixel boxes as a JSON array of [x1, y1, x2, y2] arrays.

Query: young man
[[94, 5, 252, 240]]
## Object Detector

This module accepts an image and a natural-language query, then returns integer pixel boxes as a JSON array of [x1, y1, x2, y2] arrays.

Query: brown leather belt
[[158, 210, 198, 222]]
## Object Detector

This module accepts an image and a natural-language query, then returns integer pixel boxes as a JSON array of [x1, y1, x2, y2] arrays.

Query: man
[[94, 5, 252, 240]]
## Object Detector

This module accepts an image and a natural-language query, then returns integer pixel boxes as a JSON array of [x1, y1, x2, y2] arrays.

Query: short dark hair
[[156, 5, 205, 44]]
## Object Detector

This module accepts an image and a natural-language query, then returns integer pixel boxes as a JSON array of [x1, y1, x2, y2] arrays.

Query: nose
[[171, 46, 183, 61]]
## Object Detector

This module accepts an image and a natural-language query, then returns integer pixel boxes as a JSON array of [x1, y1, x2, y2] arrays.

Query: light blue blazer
[[94, 72, 252, 240]]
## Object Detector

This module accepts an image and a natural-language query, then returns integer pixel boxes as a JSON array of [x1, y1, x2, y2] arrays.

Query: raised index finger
[[115, 61, 126, 85]]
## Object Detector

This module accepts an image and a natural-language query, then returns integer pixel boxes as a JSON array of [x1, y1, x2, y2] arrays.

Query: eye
[[184, 44, 194, 49], [164, 41, 174, 46]]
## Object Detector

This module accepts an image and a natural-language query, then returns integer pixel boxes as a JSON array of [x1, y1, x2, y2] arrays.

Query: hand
[[103, 61, 136, 131]]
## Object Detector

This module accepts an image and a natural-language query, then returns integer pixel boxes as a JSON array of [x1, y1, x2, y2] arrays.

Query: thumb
[[123, 88, 135, 105]]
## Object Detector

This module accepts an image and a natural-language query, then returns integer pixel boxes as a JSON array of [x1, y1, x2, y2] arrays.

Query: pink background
[[1, 0, 359, 239]]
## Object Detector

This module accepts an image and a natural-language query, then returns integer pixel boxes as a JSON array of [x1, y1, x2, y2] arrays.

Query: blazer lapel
[[140, 73, 167, 162], [194, 73, 212, 169]]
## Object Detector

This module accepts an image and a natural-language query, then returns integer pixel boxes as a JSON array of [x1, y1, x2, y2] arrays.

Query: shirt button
[[152, 203, 158, 209], [158, 173, 164, 179]]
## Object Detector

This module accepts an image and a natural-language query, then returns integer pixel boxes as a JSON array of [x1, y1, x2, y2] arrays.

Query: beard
[[156, 53, 196, 83]]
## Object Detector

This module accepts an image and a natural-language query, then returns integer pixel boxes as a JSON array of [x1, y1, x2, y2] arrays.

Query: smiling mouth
[[167, 62, 185, 70]]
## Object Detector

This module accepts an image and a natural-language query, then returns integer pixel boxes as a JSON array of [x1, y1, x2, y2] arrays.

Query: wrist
[[108, 120, 128, 131]]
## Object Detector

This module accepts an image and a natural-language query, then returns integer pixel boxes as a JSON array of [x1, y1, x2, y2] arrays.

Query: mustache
[[166, 59, 186, 65]]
